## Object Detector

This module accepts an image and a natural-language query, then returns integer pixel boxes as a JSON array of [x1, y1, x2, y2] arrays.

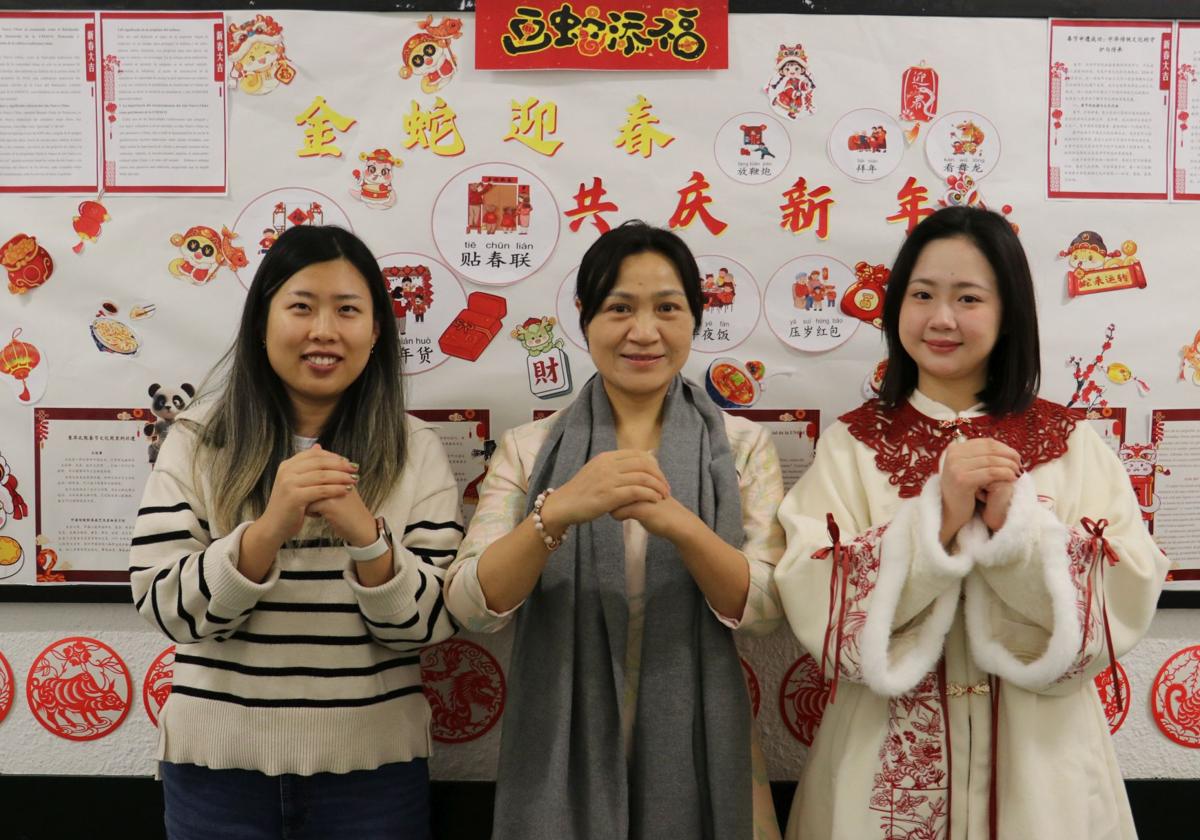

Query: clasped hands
[[249, 445, 376, 550], [939, 437, 1023, 548], [537, 450, 693, 542]]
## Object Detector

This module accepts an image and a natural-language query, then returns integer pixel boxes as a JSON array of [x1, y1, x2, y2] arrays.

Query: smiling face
[[264, 258, 379, 426], [898, 236, 1002, 409], [583, 251, 693, 404]]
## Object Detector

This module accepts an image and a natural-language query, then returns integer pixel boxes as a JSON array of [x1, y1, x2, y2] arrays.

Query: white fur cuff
[[858, 477, 971, 697], [963, 474, 1046, 568]]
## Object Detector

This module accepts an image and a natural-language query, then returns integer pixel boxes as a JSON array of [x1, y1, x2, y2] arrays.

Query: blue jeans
[[160, 759, 431, 840]]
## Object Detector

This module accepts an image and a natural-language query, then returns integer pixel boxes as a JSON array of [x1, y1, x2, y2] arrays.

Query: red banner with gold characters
[[476, 1, 728, 70]]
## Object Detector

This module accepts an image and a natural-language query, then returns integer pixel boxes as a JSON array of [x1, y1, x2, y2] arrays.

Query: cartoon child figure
[[517, 201, 532, 235], [382, 267, 410, 335], [227, 15, 295, 96], [350, 148, 402, 210], [500, 205, 517, 234], [259, 228, 277, 255], [398, 17, 462, 95], [168, 226, 248, 285], [411, 289, 428, 324], [825, 283, 837, 310], [806, 270, 821, 310], [467, 182, 486, 234], [765, 44, 815, 120], [483, 205, 499, 235]]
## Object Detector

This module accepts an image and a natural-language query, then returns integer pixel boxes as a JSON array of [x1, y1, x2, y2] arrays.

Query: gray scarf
[[492, 375, 752, 840]]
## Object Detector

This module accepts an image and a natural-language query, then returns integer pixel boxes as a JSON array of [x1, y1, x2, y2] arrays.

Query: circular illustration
[[1151, 645, 1200, 748], [692, 256, 760, 354], [1094, 660, 1130, 735], [230, 187, 354, 289], [763, 256, 859, 352], [0, 649, 14, 725], [0, 326, 47, 405], [827, 109, 904, 183], [555, 267, 587, 351], [376, 252, 466, 375], [925, 110, 1000, 181], [779, 652, 829, 746], [420, 639, 506, 744], [432, 162, 560, 287], [26, 636, 132, 741], [90, 317, 140, 356], [714, 113, 791, 185], [143, 645, 176, 727], [0, 536, 24, 581], [740, 657, 761, 719]]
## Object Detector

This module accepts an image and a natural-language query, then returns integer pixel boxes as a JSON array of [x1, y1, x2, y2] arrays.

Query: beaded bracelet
[[532, 487, 566, 550]]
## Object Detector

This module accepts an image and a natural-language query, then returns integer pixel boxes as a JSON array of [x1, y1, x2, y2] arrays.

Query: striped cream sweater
[[129, 413, 461, 776]]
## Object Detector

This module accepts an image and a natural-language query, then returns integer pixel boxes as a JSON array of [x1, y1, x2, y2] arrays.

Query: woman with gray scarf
[[446, 221, 786, 839]]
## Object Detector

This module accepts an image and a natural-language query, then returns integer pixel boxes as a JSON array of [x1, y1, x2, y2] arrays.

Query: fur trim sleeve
[[957, 477, 1083, 691], [858, 476, 973, 697]]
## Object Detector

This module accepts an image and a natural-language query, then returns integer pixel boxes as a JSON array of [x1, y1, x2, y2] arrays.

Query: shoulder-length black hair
[[575, 220, 704, 336], [878, 206, 1040, 416], [189, 224, 406, 532]]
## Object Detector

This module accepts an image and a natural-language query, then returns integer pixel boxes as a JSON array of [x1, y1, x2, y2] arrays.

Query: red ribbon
[[1080, 517, 1123, 713], [814, 513, 850, 704]]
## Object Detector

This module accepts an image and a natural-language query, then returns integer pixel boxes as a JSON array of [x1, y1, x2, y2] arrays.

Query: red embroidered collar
[[839, 398, 1078, 498]]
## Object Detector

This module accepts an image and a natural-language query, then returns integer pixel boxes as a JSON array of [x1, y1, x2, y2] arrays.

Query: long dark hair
[[187, 225, 406, 533], [575, 220, 704, 337], [878, 206, 1040, 415]]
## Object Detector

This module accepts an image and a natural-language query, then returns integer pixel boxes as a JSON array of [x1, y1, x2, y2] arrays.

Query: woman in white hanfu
[[775, 206, 1167, 840]]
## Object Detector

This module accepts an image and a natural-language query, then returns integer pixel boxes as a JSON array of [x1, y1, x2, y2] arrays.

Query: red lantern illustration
[[1, 233, 54, 294], [0, 329, 41, 402], [900, 63, 939, 123]]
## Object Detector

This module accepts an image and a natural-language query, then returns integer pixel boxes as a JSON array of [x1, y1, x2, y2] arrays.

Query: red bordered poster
[[1047, 19, 1172, 200], [1173, 22, 1200, 199], [0, 12, 100, 194], [409, 409, 490, 524], [98, 11, 227, 194], [1149, 409, 1200, 588], [476, 0, 728, 71], [1068, 406, 1127, 455], [33, 407, 151, 583], [723, 409, 819, 489]]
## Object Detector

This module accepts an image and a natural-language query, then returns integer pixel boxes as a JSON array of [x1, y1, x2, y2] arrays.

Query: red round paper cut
[[0, 649, 14, 725], [25, 636, 132, 741], [142, 645, 176, 727], [1151, 645, 1200, 748], [421, 639, 505, 744], [779, 652, 829, 746], [740, 657, 761, 719], [1094, 660, 1130, 735]]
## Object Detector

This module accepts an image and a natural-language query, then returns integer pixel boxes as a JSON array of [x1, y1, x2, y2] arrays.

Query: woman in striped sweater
[[130, 225, 460, 840]]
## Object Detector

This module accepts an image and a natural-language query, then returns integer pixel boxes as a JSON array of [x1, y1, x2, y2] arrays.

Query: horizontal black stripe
[[174, 652, 418, 678], [404, 520, 465, 535], [409, 546, 457, 559], [362, 611, 420, 631], [256, 601, 359, 614], [285, 538, 341, 549], [131, 530, 195, 546], [170, 683, 425, 708], [138, 502, 192, 516], [203, 610, 235, 625], [129, 565, 150, 573], [279, 570, 345, 581], [230, 631, 373, 645]]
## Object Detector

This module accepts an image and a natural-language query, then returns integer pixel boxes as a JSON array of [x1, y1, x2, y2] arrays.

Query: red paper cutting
[[0, 649, 14, 725], [1151, 645, 1200, 748], [421, 639, 505, 743], [779, 652, 829, 745], [740, 657, 761, 719], [142, 645, 175, 727], [1095, 659, 1131, 735], [26, 636, 132, 741]]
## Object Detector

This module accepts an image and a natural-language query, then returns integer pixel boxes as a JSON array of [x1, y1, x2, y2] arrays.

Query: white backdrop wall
[[0, 11, 1196, 780]]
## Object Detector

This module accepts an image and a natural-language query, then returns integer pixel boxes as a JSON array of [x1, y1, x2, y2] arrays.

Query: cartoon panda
[[144, 382, 195, 464]]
